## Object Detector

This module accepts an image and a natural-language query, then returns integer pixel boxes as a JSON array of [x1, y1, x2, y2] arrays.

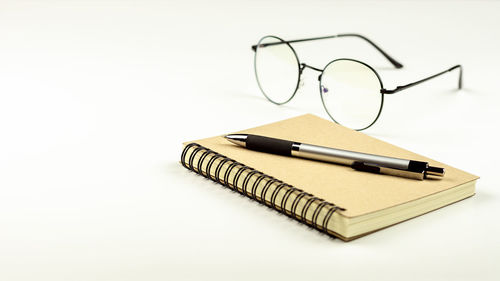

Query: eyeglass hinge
[[380, 88, 396, 94]]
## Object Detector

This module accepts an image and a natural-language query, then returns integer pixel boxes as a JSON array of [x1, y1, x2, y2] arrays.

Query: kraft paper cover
[[191, 114, 478, 218]]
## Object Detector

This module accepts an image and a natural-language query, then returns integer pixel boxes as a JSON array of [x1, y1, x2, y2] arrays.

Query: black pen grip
[[246, 135, 294, 156]]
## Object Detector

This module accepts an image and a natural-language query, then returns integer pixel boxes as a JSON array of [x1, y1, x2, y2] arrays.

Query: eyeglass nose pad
[[321, 85, 329, 94], [298, 78, 305, 89]]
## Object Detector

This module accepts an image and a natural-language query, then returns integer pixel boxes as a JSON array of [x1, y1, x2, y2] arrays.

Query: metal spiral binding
[[181, 143, 346, 237]]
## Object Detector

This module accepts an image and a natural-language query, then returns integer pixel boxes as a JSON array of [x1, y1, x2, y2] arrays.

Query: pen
[[224, 134, 444, 180]]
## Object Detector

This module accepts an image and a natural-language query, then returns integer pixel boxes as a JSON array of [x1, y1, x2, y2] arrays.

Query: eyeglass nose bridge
[[299, 63, 322, 74], [298, 63, 326, 93], [299, 63, 325, 91]]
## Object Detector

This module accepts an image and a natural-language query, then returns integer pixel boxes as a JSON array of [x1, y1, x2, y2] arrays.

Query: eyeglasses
[[252, 34, 462, 131]]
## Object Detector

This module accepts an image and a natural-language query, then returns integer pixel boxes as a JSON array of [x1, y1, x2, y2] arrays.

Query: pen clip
[[351, 162, 425, 180]]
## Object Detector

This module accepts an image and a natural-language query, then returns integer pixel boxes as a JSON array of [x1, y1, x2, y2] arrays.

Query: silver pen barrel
[[292, 143, 410, 170]]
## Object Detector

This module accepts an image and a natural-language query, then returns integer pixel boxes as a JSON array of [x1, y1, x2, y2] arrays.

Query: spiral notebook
[[180, 114, 478, 241]]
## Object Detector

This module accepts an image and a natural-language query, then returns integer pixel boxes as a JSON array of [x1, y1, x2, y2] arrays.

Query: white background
[[1, 1, 499, 280]]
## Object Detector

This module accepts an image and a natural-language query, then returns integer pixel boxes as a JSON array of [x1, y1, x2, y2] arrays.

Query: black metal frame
[[252, 33, 404, 69], [380, 65, 462, 94], [253, 34, 463, 130]]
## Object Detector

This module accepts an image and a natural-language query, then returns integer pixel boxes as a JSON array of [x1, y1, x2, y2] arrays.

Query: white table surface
[[1, 1, 499, 280]]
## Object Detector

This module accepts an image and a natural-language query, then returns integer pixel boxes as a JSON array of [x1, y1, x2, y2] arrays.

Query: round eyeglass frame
[[253, 35, 302, 105], [318, 58, 385, 131]]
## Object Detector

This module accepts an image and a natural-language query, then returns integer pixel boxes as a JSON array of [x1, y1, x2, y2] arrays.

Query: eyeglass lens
[[254, 36, 300, 105]]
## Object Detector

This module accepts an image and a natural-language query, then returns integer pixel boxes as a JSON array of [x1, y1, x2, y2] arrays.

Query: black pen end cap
[[426, 166, 445, 178]]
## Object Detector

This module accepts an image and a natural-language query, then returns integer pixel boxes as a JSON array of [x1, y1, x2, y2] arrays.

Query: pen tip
[[223, 134, 247, 147]]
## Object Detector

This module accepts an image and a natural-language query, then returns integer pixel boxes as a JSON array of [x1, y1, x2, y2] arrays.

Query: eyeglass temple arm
[[381, 65, 462, 94], [251, 33, 403, 69]]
